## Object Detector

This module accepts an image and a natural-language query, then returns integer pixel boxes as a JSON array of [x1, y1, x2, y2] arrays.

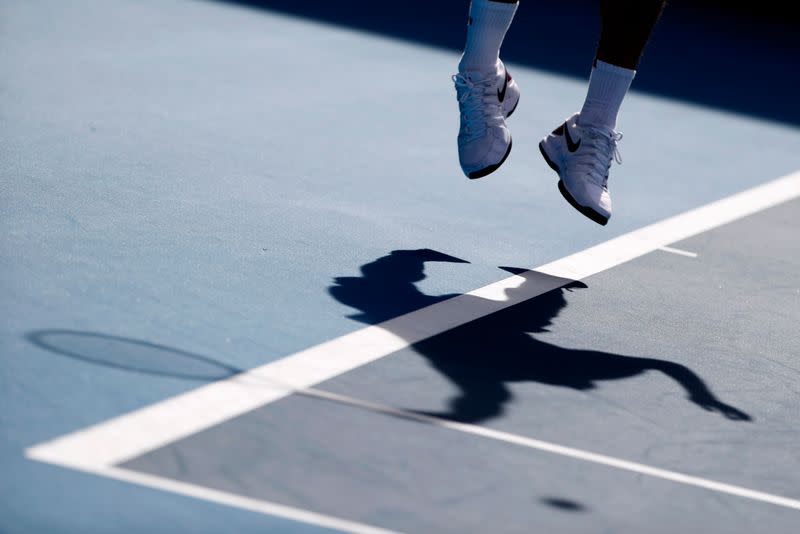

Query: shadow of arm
[[652, 360, 751, 421]]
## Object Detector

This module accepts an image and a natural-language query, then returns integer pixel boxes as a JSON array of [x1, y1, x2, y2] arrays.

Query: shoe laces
[[574, 126, 623, 188], [453, 72, 503, 142]]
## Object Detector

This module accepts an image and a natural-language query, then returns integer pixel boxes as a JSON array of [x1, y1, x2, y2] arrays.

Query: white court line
[[301, 387, 800, 511], [659, 245, 699, 258], [26, 171, 800, 522], [65, 464, 400, 534]]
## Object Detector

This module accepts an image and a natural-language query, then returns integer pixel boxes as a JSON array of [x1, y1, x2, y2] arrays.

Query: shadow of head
[[26, 330, 239, 381], [355, 248, 469, 284], [329, 249, 589, 330], [329, 248, 469, 324]]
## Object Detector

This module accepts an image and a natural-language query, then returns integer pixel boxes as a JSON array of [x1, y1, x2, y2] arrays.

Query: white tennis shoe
[[453, 60, 520, 179], [539, 112, 622, 225]]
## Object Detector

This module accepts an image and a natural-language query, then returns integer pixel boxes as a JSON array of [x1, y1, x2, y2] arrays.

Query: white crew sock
[[458, 0, 518, 75], [579, 60, 636, 129]]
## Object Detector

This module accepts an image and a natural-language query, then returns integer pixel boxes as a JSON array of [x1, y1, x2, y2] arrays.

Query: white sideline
[[71, 464, 400, 534]]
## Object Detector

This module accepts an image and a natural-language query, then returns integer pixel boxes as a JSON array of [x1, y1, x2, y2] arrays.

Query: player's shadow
[[329, 249, 751, 424]]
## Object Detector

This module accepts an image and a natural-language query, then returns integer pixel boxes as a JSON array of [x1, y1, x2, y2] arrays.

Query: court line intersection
[[26, 171, 800, 533]]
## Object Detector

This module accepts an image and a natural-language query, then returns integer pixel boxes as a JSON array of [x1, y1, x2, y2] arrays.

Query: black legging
[[483, 0, 668, 69]]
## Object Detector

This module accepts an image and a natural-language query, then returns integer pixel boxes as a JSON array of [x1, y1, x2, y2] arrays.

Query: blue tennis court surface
[[2, 1, 799, 532]]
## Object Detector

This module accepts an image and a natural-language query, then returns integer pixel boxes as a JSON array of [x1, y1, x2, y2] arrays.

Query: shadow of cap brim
[[498, 266, 532, 276], [392, 249, 470, 264]]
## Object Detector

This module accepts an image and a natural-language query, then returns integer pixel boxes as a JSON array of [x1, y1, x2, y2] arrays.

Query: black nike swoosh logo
[[497, 72, 510, 102], [564, 122, 581, 152]]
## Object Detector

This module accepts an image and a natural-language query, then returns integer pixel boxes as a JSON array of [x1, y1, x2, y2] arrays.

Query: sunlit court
[[2, 1, 799, 532]]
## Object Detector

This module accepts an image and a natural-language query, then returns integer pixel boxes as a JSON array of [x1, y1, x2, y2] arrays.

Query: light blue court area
[[2, 1, 799, 533]]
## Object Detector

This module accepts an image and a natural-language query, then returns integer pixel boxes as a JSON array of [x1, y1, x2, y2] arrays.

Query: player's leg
[[583, 0, 667, 128], [539, 0, 667, 225], [454, 0, 520, 179]]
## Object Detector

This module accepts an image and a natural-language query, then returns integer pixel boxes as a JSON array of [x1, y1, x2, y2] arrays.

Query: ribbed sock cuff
[[579, 60, 636, 129], [458, 0, 518, 73]]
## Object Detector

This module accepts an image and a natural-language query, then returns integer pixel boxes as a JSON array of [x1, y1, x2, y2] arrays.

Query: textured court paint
[[56, 465, 401, 534], [26, 171, 800, 469], [4, 0, 800, 532], [122, 392, 800, 534], [126, 386, 800, 510], [26, 172, 800, 533], [121, 200, 800, 533]]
